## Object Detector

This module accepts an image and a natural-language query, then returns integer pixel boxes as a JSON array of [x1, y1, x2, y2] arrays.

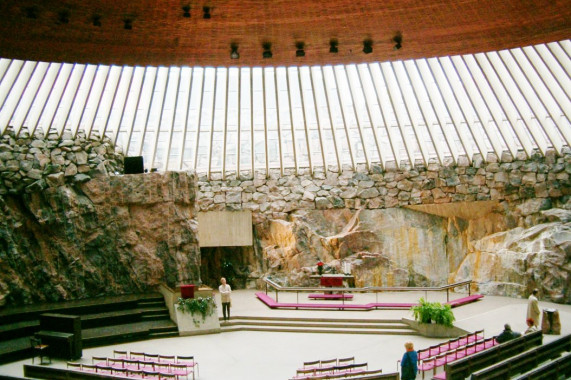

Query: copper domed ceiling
[[0, 0, 569, 67]]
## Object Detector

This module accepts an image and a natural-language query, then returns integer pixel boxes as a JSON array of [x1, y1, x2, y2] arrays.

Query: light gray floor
[[2, 290, 570, 379]]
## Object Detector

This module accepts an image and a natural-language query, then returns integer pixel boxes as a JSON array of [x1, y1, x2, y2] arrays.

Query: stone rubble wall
[[197, 150, 570, 226], [0, 128, 124, 195]]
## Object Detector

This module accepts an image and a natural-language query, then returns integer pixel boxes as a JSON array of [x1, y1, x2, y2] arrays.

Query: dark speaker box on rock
[[124, 156, 144, 174]]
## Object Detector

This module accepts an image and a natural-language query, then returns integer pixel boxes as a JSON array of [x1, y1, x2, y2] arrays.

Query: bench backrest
[[445, 330, 542, 380], [471, 334, 571, 380], [513, 351, 571, 380]]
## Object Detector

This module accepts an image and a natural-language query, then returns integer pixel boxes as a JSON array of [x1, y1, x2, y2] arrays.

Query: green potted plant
[[177, 296, 217, 327], [411, 297, 456, 327]]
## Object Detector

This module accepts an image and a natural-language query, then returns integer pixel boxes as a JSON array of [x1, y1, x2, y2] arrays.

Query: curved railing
[[263, 276, 473, 304]]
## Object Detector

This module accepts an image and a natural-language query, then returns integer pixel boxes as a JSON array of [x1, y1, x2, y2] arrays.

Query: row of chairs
[[290, 368, 384, 380], [110, 350, 198, 376], [419, 337, 497, 378], [300, 357, 356, 370], [66, 362, 190, 379], [417, 330, 485, 361]]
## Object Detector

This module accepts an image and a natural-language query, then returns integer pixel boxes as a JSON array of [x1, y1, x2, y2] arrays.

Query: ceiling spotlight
[[363, 39, 373, 54], [182, 5, 191, 18], [230, 43, 240, 59], [203, 6, 211, 19], [57, 10, 70, 24], [123, 18, 133, 30], [23, 6, 39, 19], [296, 42, 305, 57], [92, 14, 102, 27], [262, 42, 272, 59], [329, 39, 338, 53], [393, 33, 403, 50]]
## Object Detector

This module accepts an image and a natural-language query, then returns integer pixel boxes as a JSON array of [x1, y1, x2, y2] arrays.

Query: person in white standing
[[527, 288, 540, 327], [219, 277, 232, 322]]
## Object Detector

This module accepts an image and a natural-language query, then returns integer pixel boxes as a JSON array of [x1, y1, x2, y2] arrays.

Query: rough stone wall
[[197, 150, 570, 223], [0, 130, 200, 306], [196, 150, 570, 303]]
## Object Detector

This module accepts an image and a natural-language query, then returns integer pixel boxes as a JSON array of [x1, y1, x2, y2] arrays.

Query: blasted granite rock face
[[452, 208, 571, 303], [258, 208, 459, 288], [0, 172, 200, 306]]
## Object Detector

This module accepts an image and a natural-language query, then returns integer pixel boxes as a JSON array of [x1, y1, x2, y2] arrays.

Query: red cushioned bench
[[446, 294, 484, 307], [308, 293, 354, 300]]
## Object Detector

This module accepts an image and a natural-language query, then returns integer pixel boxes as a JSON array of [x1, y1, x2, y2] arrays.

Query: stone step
[[222, 319, 409, 330], [218, 316, 418, 335], [220, 325, 419, 335]]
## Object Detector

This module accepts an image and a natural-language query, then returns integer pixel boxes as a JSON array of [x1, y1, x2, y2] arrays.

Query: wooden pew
[[470, 334, 571, 380], [514, 351, 571, 380], [442, 330, 542, 380]]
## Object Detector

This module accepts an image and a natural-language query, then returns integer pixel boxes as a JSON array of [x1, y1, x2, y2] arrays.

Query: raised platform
[[256, 292, 483, 311]]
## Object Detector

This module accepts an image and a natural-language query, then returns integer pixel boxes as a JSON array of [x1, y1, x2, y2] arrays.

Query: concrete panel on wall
[[198, 211, 253, 247]]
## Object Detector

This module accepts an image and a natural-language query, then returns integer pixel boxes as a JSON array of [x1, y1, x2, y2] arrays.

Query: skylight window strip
[[0, 61, 37, 135], [366, 63, 400, 165], [28, 63, 63, 136], [523, 46, 571, 130], [80, 65, 109, 139], [436, 57, 489, 159], [476, 53, 534, 157], [66, 64, 97, 138], [273, 67, 284, 175], [485, 52, 549, 155], [0, 59, 12, 85], [546, 42, 571, 77], [0, 59, 24, 111], [207, 67, 219, 178], [510, 48, 571, 147], [297, 66, 314, 173], [355, 64, 384, 168], [40, 63, 74, 137], [97, 66, 125, 140], [236, 67, 241, 174], [410, 59, 460, 163], [402, 60, 448, 164], [262, 68, 269, 175], [380, 62, 418, 165], [249, 67, 254, 174], [122, 66, 147, 156], [222, 67, 230, 178], [285, 67, 299, 174], [345, 64, 371, 169], [59, 64, 88, 138], [392, 61, 436, 165], [110, 66, 136, 147], [150, 66, 176, 170], [463, 54, 520, 158], [498, 50, 564, 153], [9, 62, 49, 136], [320, 66, 341, 170], [52, 64, 84, 137], [133, 66, 158, 157], [310, 67, 329, 170], [451, 55, 506, 157], [193, 67, 206, 171], [532, 45, 571, 100], [331, 65, 356, 170]]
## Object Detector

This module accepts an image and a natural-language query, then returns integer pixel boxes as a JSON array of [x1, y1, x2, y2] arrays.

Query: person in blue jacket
[[401, 341, 418, 380]]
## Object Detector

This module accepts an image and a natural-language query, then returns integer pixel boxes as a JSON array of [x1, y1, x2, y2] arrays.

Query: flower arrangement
[[317, 261, 324, 275], [177, 296, 217, 327]]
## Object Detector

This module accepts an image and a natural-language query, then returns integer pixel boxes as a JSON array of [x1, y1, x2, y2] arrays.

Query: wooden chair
[[82, 364, 98, 373], [30, 337, 51, 365], [108, 357, 125, 368], [145, 353, 160, 362], [92, 356, 108, 367], [142, 369, 161, 379], [113, 367, 128, 377], [321, 358, 337, 369], [158, 354, 176, 363], [338, 356, 355, 366], [66, 362, 82, 370], [176, 355, 198, 377], [302, 360, 321, 369], [131, 351, 146, 360], [113, 349, 129, 359], [171, 363, 193, 380]]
